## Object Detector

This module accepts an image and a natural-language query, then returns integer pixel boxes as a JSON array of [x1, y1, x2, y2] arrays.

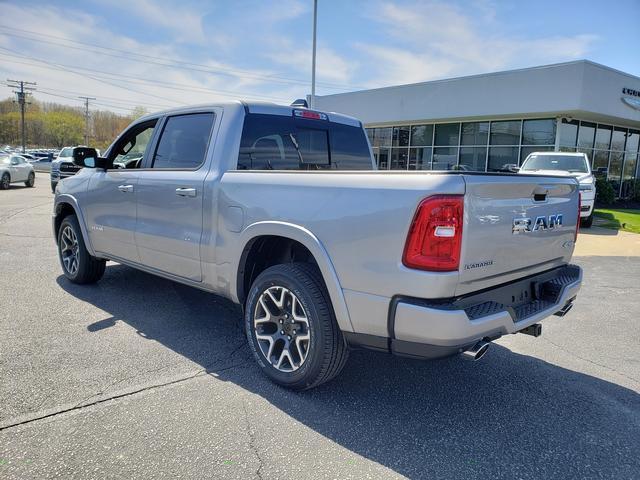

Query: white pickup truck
[[519, 151, 596, 227], [53, 102, 583, 389]]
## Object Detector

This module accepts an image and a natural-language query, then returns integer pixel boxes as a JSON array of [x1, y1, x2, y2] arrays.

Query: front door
[[83, 119, 158, 262], [10, 156, 29, 181], [134, 111, 216, 282]]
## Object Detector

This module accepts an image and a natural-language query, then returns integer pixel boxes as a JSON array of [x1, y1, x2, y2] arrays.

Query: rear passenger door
[[134, 111, 216, 282]]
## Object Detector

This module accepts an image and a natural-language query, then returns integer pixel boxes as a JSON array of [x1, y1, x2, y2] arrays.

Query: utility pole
[[310, 0, 317, 108], [7, 79, 36, 153], [79, 96, 96, 145]]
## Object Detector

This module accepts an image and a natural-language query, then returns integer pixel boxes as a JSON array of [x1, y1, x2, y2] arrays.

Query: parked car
[[0, 155, 35, 189], [519, 152, 595, 227], [53, 101, 582, 389], [50, 147, 82, 193]]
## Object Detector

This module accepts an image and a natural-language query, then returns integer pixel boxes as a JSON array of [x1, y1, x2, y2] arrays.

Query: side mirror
[[72, 147, 106, 169], [510, 166, 520, 173]]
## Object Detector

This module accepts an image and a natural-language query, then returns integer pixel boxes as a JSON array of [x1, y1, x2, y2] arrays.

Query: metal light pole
[[310, 0, 317, 108]]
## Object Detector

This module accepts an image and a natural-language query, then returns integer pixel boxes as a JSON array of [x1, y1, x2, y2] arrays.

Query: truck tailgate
[[456, 174, 578, 296]]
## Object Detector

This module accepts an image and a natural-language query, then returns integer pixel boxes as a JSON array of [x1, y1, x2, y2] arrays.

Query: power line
[[0, 24, 363, 91], [6, 79, 36, 153], [0, 49, 293, 103]]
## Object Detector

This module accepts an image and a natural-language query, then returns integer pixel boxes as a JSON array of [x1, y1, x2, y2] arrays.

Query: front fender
[[232, 221, 354, 333], [53, 194, 96, 257]]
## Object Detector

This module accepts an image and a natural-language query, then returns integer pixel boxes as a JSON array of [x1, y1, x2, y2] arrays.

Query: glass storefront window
[[490, 120, 521, 145], [522, 119, 556, 145], [410, 125, 433, 146], [608, 151, 623, 188], [577, 121, 596, 149], [625, 130, 639, 153], [593, 150, 609, 172], [520, 146, 553, 164], [595, 125, 612, 150], [409, 147, 432, 170], [392, 126, 410, 147], [558, 119, 578, 147], [461, 122, 489, 145], [459, 147, 487, 171], [621, 154, 638, 198], [432, 147, 458, 170], [434, 123, 460, 146], [390, 148, 409, 169], [373, 127, 392, 147], [488, 146, 519, 171], [611, 127, 627, 151], [366, 128, 374, 145], [374, 147, 390, 169]]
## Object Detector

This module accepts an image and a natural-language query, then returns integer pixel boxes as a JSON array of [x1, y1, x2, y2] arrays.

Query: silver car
[[0, 155, 35, 189]]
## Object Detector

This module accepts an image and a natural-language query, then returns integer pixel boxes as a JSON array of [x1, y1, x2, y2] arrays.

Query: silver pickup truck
[[53, 102, 582, 390]]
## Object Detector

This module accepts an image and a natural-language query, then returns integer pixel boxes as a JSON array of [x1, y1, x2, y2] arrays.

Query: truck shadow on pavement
[[57, 265, 639, 479]]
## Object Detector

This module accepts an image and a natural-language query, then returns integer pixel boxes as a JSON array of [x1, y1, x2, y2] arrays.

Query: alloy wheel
[[60, 225, 80, 275], [253, 286, 311, 372]]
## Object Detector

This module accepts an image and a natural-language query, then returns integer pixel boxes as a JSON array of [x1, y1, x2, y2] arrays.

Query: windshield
[[58, 147, 74, 158], [521, 154, 589, 173]]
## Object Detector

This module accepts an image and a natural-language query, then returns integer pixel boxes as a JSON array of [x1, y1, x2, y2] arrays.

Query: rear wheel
[[581, 213, 593, 228], [57, 214, 106, 284], [245, 263, 348, 390], [25, 172, 35, 187], [1, 173, 9, 190]]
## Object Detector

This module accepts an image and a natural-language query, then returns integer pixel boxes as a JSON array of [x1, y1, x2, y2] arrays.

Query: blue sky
[[1, 0, 638, 114]]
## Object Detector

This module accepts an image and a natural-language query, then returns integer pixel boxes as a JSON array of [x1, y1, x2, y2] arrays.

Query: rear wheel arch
[[234, 223, 354, 333]]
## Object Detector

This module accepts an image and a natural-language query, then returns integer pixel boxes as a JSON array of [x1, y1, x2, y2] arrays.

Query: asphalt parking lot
[[1, 172, 639, 479]]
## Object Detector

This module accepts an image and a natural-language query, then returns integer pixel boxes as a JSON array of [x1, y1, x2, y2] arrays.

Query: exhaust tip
[[461, 340, 491, 361]]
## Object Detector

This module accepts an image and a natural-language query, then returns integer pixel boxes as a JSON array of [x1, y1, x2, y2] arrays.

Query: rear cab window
[[152, 113, 215, 169], [237, 112, 373, 170]]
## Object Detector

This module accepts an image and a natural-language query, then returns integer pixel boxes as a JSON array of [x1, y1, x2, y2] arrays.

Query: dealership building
[[314, 60, 640, 197]]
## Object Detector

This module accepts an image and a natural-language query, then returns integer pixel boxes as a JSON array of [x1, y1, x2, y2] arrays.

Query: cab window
[[152, 113, 215, 169], [110, 120, 158, 169]]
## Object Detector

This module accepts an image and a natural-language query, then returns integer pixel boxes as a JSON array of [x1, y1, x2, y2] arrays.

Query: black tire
[[245, 263, 349, 390], [0, 172, 9, 190], [581, 213, 593, 228], [25, 171, 35, 187], [57, 214, 106, 284], [51, 182, 57, 193]]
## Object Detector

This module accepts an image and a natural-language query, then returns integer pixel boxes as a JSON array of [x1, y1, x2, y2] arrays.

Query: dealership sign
[[622, 87, 640, 111]]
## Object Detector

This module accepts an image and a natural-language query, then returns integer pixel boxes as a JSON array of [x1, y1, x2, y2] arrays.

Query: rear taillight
[[575, 191, 581, 242], [402, 195, 464, 272]]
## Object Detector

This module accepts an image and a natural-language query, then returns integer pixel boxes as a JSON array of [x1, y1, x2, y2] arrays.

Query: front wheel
[[581, 213, 593, 228], [57, 214, 106, 284], [245, 263, 348, 390], [25, 172, 35, 187], [0, 173, 9, 190]]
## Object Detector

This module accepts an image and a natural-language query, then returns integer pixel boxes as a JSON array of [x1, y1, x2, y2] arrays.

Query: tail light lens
[[575, 191, 581, 242], [402, 195, 464, 272]]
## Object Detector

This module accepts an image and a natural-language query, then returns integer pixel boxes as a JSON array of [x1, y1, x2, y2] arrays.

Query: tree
[[44, 111, 84, 148], [130, 106, 148, 121]]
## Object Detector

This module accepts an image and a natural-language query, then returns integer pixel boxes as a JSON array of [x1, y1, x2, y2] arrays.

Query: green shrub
[[633, 180, 640, 202], [595, 178, 616, 205]]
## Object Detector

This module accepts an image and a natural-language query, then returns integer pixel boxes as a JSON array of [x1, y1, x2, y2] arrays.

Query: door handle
[[175, 187, 197, 197], [118, 184, 134, 193]]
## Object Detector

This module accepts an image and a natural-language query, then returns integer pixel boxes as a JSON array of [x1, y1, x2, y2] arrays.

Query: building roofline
[[317, 60, 640, 99]]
